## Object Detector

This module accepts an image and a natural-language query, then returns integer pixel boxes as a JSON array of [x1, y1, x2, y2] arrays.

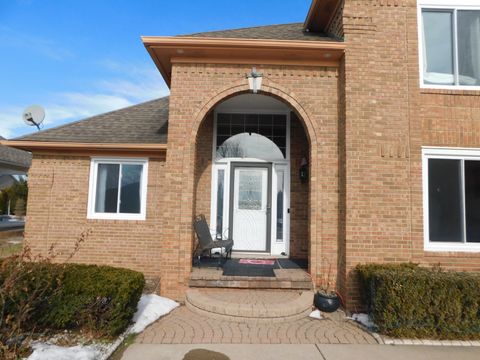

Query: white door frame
[[209, 109, 291, 256], [230, 162, 272, 252]]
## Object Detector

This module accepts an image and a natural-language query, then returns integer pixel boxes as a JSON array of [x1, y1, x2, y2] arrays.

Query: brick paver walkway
[[186, 289, 312, 321], [136, 306, 378, 345]]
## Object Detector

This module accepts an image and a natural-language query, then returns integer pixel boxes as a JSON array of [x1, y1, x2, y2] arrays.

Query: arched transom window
[[216, 113, 287, 161]]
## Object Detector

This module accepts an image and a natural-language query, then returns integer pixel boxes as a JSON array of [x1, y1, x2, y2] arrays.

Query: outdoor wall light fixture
[[299, 157, 309, 184], [246, 67, 263, 93]]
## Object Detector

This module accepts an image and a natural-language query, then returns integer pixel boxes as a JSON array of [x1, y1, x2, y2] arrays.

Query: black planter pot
[[314, 291, 341, 313]]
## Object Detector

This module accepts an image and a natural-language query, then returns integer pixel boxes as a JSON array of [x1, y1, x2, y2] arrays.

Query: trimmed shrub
[[44, 264, 145, 336], [1, 260, 145, 338], [0, 258, 64, 338], [356, 263, 480, 339]]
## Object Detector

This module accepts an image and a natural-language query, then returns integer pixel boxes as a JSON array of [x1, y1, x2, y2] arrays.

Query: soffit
[[143, 36, 345, 87], [304, 0, 342, 33]]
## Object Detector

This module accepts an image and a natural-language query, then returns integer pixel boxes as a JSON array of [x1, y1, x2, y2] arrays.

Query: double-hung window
[[88, 158, 148, 220], [423, 148, 480, 252], [418, 1, 480, 89]]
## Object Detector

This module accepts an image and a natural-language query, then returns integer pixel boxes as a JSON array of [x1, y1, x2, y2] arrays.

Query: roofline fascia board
[[141, 36, 345, 51], [1, 140, 167, 153], [142, 36, 345, 86]]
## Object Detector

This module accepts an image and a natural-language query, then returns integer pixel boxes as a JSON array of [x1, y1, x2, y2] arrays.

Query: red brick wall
[[342, 0, 480, 310], [194, 112, 213, 223], [337, 56, 347, 300], [408, 2, 480, 271], [289, 113, 309, 259], [25, 154, 166, 283]]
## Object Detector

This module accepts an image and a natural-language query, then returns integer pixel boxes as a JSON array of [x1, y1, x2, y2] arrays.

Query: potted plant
[[314, 261, 341, 313]]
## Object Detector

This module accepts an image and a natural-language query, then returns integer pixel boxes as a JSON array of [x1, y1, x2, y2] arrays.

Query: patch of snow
[[309, 310, 323, 319], [129, 294, 179, 334], [28, 343, 104, 360], [349, 313, 376, 328], [27, 294, 179, 360]]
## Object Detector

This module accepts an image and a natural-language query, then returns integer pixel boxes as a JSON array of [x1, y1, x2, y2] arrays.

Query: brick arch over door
[[189, 79, 320, 146], [161, 67, 339, 301], [195, 83, 317, 273], [190, 82, 319, 268]]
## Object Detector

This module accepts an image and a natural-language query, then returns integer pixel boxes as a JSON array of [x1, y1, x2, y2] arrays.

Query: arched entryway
[[159, 69, 341, 302], [192, 92, 312, 266]]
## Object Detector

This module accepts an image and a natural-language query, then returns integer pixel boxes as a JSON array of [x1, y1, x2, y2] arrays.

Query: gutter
[[141, 36, 346, 50], [0, 140, 167, 154]]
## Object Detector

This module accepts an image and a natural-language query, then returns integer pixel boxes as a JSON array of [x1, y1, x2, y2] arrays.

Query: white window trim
[[210, 163, 229, 239], [87, 157, 148, 221], [422, 147, 480, 252], [271, 163, 291, 256], [417, 0, 480, 91]]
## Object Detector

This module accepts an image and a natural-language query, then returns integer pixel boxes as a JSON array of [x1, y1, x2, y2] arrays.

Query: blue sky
[[0, 0, 310, 139]]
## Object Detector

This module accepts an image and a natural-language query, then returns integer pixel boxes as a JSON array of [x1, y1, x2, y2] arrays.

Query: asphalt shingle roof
[[15, 97, 169, 144], [181, 22, 334, 42], [0, 136, 32, 169]]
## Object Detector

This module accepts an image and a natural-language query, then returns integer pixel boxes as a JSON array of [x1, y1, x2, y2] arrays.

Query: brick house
[[3, 0, 480, 310]]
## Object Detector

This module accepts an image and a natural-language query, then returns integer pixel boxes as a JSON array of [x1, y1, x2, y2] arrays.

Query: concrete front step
[[185, 288, 314, 323], [189, 268, 313, 290]]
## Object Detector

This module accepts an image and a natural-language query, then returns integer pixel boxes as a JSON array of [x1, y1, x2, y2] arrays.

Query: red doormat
[[239, 259, 275, 266]]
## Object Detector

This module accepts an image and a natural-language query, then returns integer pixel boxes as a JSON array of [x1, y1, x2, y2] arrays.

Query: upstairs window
[[419, 1, 480, 89], [88, 158, 148, 220]]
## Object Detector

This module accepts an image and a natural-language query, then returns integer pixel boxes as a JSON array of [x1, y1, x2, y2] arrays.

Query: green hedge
[[356, 263, 480, 339], [1, 261, 145, 337]]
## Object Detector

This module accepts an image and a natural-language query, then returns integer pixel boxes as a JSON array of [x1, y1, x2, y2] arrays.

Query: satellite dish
[[23, 105, 45, 131]]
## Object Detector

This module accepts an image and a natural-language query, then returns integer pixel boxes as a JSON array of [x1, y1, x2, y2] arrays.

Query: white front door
[[230, 164, 271, 252]]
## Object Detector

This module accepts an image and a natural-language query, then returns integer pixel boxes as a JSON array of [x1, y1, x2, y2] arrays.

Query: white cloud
[[97, 79, 163, 102], [0, 62, 169, 139], [97, 60, 166, 101], [0, 106, 24, 138], [46, 93, 134, 124]]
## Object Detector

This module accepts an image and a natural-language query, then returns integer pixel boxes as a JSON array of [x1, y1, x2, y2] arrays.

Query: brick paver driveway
[[136, 306, 378, 345]]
